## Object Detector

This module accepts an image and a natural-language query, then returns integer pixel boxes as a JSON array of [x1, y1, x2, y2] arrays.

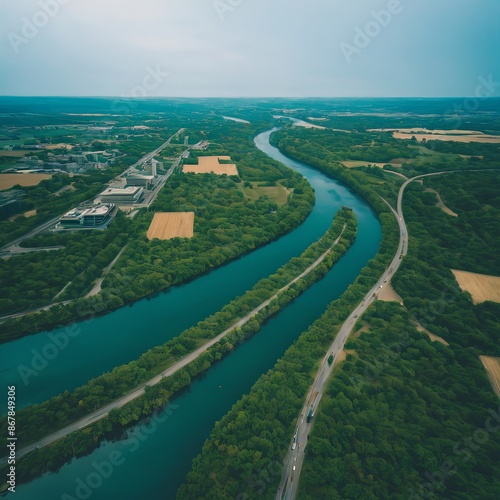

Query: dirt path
[[424, 188, 458, 217], [85, 245, 127, 298], [415, 323, 449, 346], [377, 282, 404, 304]]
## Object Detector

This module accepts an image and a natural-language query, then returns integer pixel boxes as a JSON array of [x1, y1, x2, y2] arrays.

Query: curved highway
[[276, 169, 494, 499]]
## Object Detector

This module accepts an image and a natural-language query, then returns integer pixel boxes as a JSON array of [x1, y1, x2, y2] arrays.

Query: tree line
[[177, 135, 400, 499], [1, 124, 315, 341], [300, 171, 500, 499], [0, 208, 358, 485], [177, 128, 499, 500]]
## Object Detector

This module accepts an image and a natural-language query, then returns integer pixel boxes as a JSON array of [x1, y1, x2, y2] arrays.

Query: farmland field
[[0, 173, 52, 190], [0, 150, 33, 157], [183, 155, 238, 175], [243, 183, 290, 206], [452, 269, 500, 304], [393, 131, 500, 143], [146, 212, 194, 240], [479, 356, 500, 399]]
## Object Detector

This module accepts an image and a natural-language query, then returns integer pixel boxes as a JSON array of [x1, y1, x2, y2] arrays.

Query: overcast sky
[[1, 0, 499, 97]]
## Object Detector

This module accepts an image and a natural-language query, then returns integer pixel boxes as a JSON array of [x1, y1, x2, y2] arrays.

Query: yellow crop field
[[183, 156, 239, 176], [147, 212, 194, 240], [479, 356, 500, 399], [393, 132, 500, 143], [0, 151, 31, 157], [452, 269, 500, 304], [0, 174, 52, 191]]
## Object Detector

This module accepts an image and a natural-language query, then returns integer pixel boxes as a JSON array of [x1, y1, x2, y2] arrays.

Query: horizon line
[[1, 95, 499, 100]]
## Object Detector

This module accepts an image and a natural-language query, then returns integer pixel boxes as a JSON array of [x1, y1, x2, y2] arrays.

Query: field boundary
[[147, 212, 194, 240], [479, 355, 500, 399], [452, 269, 500, 304]]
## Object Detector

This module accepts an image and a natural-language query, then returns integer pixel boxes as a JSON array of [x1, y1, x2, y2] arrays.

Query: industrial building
[[100, 186, 144, 204], [59, 203, 115, 229], [125, 174, 154, 188], [0, 190, 24, 220]]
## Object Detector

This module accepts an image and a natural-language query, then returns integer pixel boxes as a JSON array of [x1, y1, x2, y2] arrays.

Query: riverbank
[[1, 208, 358, 485], [178, 137, 400, 499], [1, 126, 382, 500], [1, 138, 315, 344]]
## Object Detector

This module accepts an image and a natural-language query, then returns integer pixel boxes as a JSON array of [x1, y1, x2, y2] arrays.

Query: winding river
[[5, 129, 381, 499]]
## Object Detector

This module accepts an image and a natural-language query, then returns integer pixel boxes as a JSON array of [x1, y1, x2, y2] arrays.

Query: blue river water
[[6, 129, 381, 499]]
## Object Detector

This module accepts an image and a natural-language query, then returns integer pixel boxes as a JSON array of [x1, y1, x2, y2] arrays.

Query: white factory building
[[125, 174, 154, 188], [60, 203, 115, 229], [100, 186, 144, 204]]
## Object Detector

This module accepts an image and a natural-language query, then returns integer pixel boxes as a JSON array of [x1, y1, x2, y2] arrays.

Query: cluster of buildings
[[58, 203, 116, 229], [0, 190, 24, 219], [100, 186, 145, 205], [126, 158, 161, 188], [95, 158, 164, 206], [2, 147, 121, 175]]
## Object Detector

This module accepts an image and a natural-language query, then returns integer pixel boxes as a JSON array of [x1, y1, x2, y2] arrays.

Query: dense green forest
[[177, 144, 400, 499], [392, 171, 500, 352], [271, 124, 500, 179], [178, 129, 499, 499], [301, 302, 500, 500], [0, 212, 130, 315], [301, 172, 500, 499], [419, 172, 500, 275], [1, 207, 357, 484], [2, 100, 499, 497]]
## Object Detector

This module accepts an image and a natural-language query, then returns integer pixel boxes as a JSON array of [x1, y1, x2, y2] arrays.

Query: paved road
[[0, 215, 69, 255], [118, 128, 185, 179], [1, 129, 185, 256], [0, 299, 73, 324], [0, 227, 346, 464], [85, 244, 128, 297], [137, 151, 185, 208], [276, 169, 483, 499], [0, 244, 64, 257]]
